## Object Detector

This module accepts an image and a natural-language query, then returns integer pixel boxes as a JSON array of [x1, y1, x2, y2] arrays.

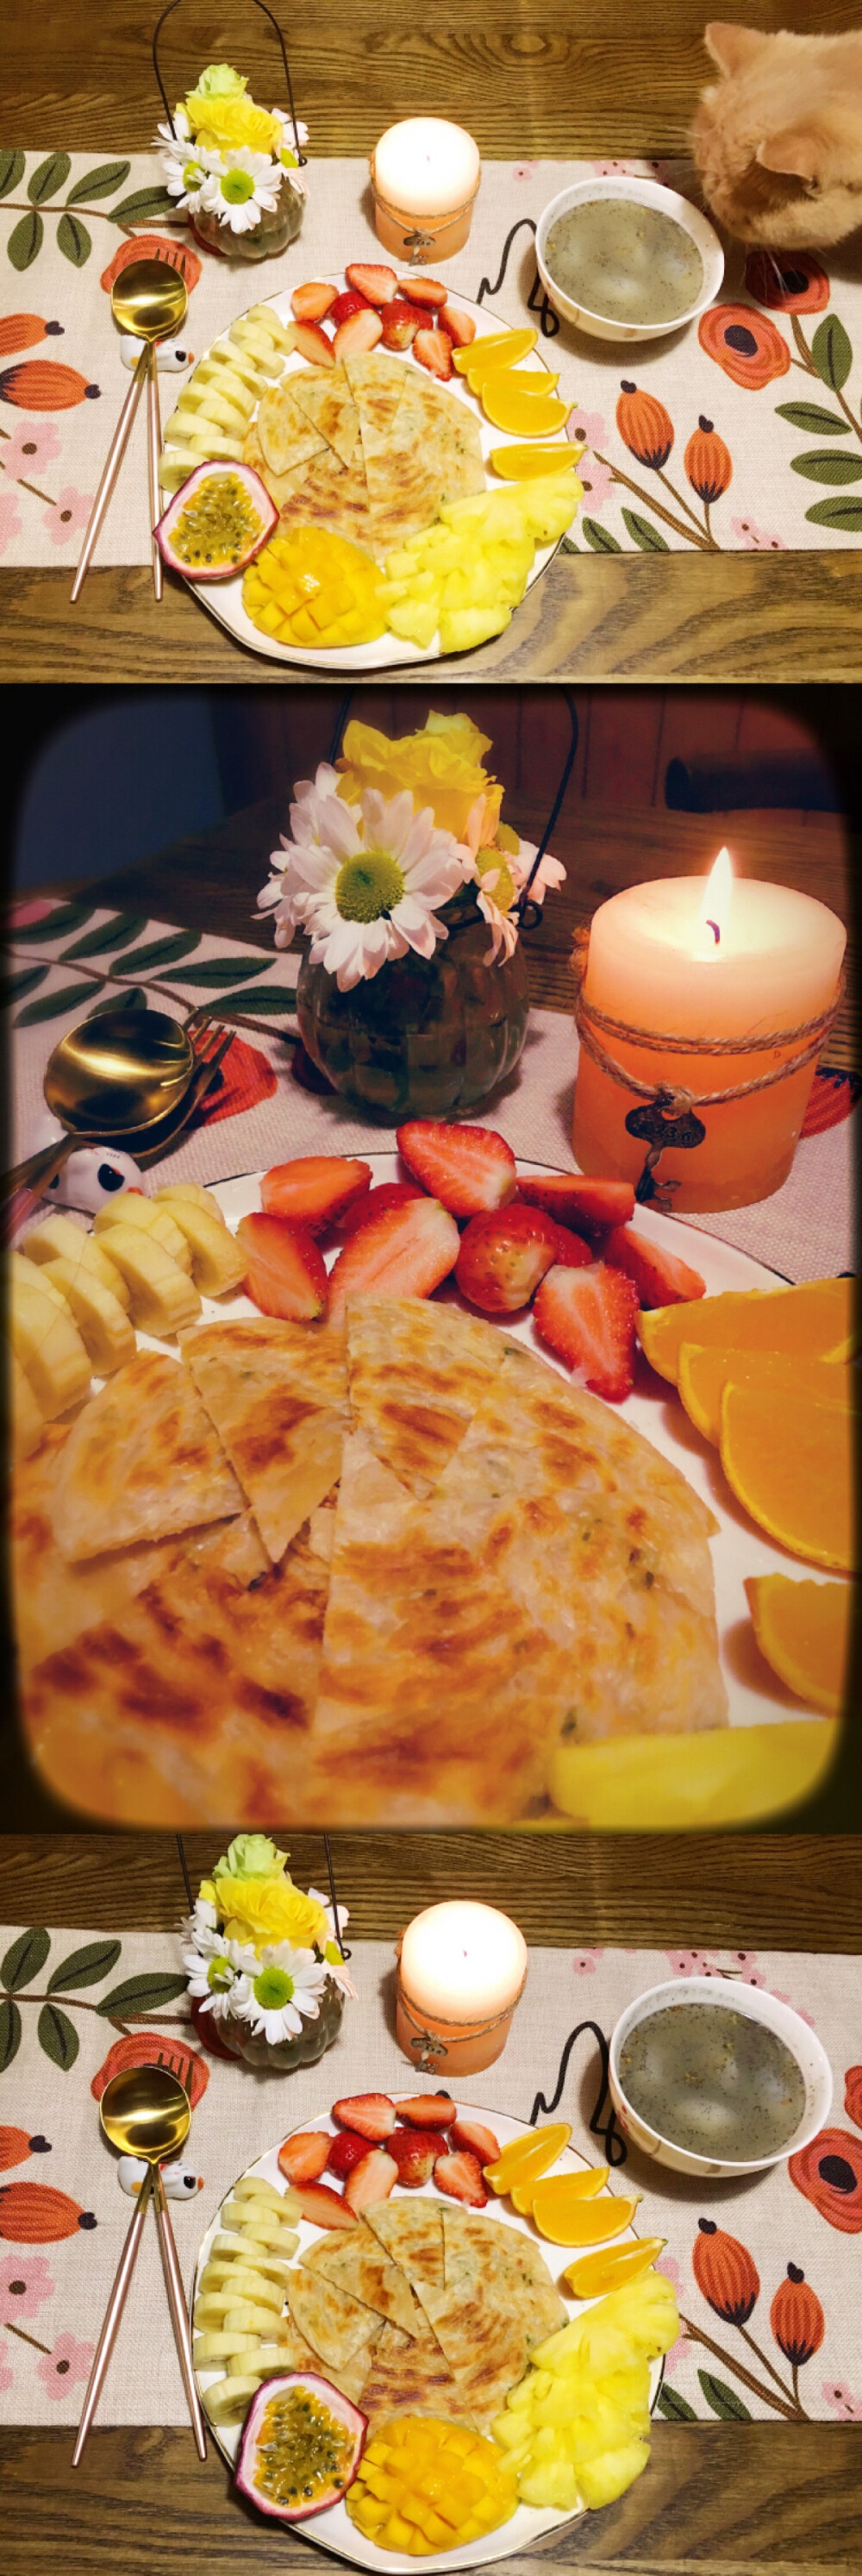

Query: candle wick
[[706, 919, 721, 945]]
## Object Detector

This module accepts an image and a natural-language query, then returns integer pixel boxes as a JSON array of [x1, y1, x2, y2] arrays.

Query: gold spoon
[[71, 260, 188, 604], [3, 1004, 197, 1219], [73, 2065, 207, 2466]]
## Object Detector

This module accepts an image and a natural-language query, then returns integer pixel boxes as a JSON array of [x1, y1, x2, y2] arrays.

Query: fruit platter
[[192, 2085, 678, 2567], [155, 266, 580, 668], [9, 1131, 853, 1829]]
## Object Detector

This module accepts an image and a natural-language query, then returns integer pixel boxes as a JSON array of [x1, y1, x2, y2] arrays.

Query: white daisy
[[270, 107, 309, 173], [473, 863, 521, 962], [237, 1951, 324, 2044], [307, 1890, 359, 2001], [270, 785, 468, 991], [183, 1951, 252, 2024], [200, 150, 282, 235], [511, 836, 566, 905], [257, 765, 347, 932], [157, 129, 219, 214]]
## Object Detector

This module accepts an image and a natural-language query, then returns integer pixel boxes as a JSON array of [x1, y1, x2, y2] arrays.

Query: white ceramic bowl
[[609, 1977, 832, 2178], [536, 176, 724, 344]]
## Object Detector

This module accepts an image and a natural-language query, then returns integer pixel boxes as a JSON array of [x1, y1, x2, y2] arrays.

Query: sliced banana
[[225, 2347, 289, 2380], [22, 1213, 133, 1307], [220, 2301, 291, 2337], [155, 1182, 218, 1212], [197, 2274, 284, 2316], [210, 2233, 296, 2278], [204, 2375, 267, 2419], [232, 2175, 297, 2212], [94, 1195, 192, 1270], [9, 1252, 67, 1310], [97, 1225, 202, 1334], [7, 1344, 46, 1459], [193, 2329, 260, 2364], [9, 1274, 91, 1420], [149, 1197, 246, 1295], [41, 1258, 136, 1374]]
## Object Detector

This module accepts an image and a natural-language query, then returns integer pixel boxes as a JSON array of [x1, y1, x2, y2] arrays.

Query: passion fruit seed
[[254, 2389, 356, 2510], [170, 472, 265, 568]]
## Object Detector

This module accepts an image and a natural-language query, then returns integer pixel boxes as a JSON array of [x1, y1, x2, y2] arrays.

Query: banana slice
[[9, 1274, 91, 1420], [94, 1196, 192, 1271], [7, 1346, 46, 1459], [22, 1213, 132, 1305], [198, 2260, 284, 2306], [210, 2234, 295, 2278], [41, 1258, 136, 1375], [193, 2329, 260, 2364], [96, 1226, 202, 1334], [196, 2276, 284, 2317], [9, 1252, 67, 1310], [204, 2375, 267, 2419], [232, 2175, 297, 2213], [150, 1196, 246, 1295], [225, 2347, 289, 2379], [154, 1183, 216, 1212], [220, 2301, 292, 2336]]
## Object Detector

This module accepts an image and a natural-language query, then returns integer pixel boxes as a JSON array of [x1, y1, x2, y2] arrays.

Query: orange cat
[[691, 22, 862, 248]]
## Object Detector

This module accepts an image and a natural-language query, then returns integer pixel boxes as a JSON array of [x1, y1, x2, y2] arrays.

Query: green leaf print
[[0, 151, 26, 201], [28, 153, 72, 204], [810, 317, 853, 395], [775, 402, 852, 436], [97, 1972, 189, 2016], [189, 983, 293, 1013], [37, 2003, 79, 2071], [47, 1939, 122, 1994], [581, 517, 623, 552], [0, 964, 48, 1008], [56, 212, 91, 268], [167, 956, 283, 987], [7, 210, 43, 271], [87, 985, 149, 1015], [66, 160, 132, 206], [16, 980, 103, 1028], [805, 495, 862, 531], [0, 1998, 22, 2072], [14, 901, 94, 941], [790, 450, 862, 484], [697, 2370, 753, 2422], [2, 1928, 51, 1991], [656, 2385, 697, 2422], [110, 187, 178, 224], [61, 914, 147, 959], [114, 929, 201, 975], [622, 508, 670, 552]]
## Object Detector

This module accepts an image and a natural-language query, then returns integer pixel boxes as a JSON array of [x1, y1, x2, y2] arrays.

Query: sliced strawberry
[[291, 280, 337, 322], [396, 2094, 455, 2130], [292, 2178, 357, 2230], [334, 307, 384, 360], [397, 1120, 517, 1217], [329, 287, 370, 327], [380, 298, 426, 350], [278, 2129, 331, 2185], [332, 2091, 397, 2142], [326, 2129, 371, 2180], [440, 305, 477, 348], [337, 1181, 425, 1240], [455, 1204, 559, 1314], [386, 2128, 440, 2188], [551, 1221, 594, 1270], [414, 327, 453, 381], [291, 318, 336, 367], [517, 1174, 635, 1235], [260, 1155, 372, 1234], [604, 1224, 707, 1310], [434, 2150, 488, 2209], [534, 1260, 639, 1403], [235, 1213, 328, 1322], [345, 2147, 398, 2215], [449, 2117, 501, 2165], [345, 260, 398, 305], [327, 1196, 459, 1323], [397, 277, 447, 309]]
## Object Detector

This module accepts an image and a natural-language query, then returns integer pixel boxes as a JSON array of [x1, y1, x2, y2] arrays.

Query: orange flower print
[[698, 304, 790, 390], [744, 251, 829, 315], [770, 2265, 825, 2368], [684, 417, 732, 504], [616, 382, 674, 468], [0, 361, 101, 412], [0, 2183, 97, 2243], [844, 2065, 862, 2129], [692, 2219, 759, 2323], [91, 2031, 209, 2109], [99, 235, 202, 296], [789, 2128, 862, 2232]]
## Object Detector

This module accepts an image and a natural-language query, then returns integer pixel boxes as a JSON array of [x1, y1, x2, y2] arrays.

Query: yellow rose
[[338, 714, 503, 846], [184, 91, 280, 153], [214, 1871, 329, 1955]]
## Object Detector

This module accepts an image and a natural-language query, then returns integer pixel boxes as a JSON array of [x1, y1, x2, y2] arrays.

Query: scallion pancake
[[51, 1350, 243, 1561], [286, 2265, 381, 2368], [180, 1317, 347, 1566], [346, 1298, 505, 1496], [355, 2310, 477, 2435], [301, 2220, 419, 2335]]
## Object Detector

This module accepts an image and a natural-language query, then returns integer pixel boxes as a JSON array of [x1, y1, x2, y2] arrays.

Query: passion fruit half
[[156, 461, 278, 580], [234, 2371, 367, 2523]]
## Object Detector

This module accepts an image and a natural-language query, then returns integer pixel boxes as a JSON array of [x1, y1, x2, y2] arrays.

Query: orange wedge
[[639, 1277, 858, 1388], [510, 2163, 608, 2216], [561, 2236, 665, 2299], [490, 442, 584, 479], [721, 1383, 853, 1570], [745, 1574, 853, 1715], [480, 377, 570, 438], [678, 1344, 853, 1447], [453, 327, 537, 380], [530, 2179, 640, 2247], [484, 2122, 571, 2194]]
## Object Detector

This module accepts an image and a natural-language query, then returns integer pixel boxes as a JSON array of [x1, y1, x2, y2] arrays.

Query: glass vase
[[296, 888, 531, 1120], [211, 1977, 344, 2072], [191, 172, 305, 263]]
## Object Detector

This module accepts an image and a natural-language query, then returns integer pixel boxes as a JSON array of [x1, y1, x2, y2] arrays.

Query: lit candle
[[396, 1901, 528, 2078], [371, 119, 481, 265], [572, 854, 846, 1213]]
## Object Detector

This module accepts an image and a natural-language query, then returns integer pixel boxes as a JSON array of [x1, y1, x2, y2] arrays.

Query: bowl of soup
[[608, 1978, 832, 2178], [536, 177, 724, 343]]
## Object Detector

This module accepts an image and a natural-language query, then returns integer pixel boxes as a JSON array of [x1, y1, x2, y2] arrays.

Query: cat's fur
[[691, 22, 862, 248]]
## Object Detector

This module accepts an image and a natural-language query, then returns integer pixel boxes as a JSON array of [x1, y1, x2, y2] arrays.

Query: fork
[[134, 1023, 234, 1164]]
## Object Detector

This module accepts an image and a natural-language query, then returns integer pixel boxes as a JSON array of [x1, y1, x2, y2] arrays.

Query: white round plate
[[194, 2093, 664, 2569], [175, 278, 571, 670]]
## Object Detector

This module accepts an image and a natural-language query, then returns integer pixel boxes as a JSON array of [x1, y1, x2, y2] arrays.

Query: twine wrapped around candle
[[396, 1967, 528, 2071], [571, 924, 845, 1115]]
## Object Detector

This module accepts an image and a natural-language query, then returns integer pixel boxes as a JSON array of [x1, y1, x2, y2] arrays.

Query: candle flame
[[698, 845, 733, 952]]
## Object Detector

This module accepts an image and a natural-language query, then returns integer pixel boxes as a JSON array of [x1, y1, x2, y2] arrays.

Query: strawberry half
[[327, 1196, 459, 1323], [551, 1221, 594, 1270], [448, 2117, 501, 2165], [260, 1155, 372, 1234], [380, 298, 426, 351], [414, 328, 453, 381], [534, 1260, 639, 1403], [235, 1213, 328, 1322], [334, 308, 384, 360], [397, 1120, 517, 1217], [337, 1181, 425, 1240], [386, 2128, 441, 2188], [434, 2150, 488, 2209], [345, 260, 398, 305], [291, 280, 337, 322], [396, 2094, 455, 2129], [455, 1204, 559, 1313], [326, 2129, 371, 2180], [292, 2179, 357, 2230], [290, 319, 336, 367], [604, 1224, 707, 1310], [440, 305, 476, 348], [332, 2091, 397, 2141], [397, 277, 447, 309], [345, 2147, 398, 2214], [517, 1174, 635, 1235], [278, 2129, 331, 2185], [329, 287, 370, 327]]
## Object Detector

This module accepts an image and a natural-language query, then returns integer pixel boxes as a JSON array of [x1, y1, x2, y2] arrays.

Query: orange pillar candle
[[396, 1902, 528, 2078], [572, 852, 846, 1213], [371, 119, 481, 265]]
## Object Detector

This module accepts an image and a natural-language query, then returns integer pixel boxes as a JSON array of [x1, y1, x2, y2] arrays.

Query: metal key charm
[[626, 1100, 707, 1205]]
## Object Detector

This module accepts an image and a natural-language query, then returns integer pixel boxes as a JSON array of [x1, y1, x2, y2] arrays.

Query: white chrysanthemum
[[267, 786, 468, 991], [236, 1949, 325, 2043], [158, 129, 219, 212], [183, 1951, 252, 2024], [270, 106, 309, 173], [512, 836, 566, 905], [307, 1890, 358, 2000], [200, 150, 282, 234], [257, 765, 347, 931], [474, 867, 521, 962]]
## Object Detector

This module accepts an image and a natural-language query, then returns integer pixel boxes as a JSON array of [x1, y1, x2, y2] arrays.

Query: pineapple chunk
[[149, 1196, 246, 1296], [6, 1345, 46, 1459], [439, 603, 511, 653], [22, 1213, 132, 1307], [41, 1258, 135, 1375], [577, 2441, 650, 2510], [94, 1194, 193, 1271], [9, 1274, 91, 1420], [96, 1225, 201, 1335]]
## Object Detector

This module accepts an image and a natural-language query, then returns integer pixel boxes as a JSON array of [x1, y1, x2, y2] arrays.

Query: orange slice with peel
[[561, 2235, 665, 2299], [638, 1277, 858, 1388], [490, 442, 584, 479], [483, 2121, 571, 2194], [530, 2178, 640, 2246], [720, 1382, 853, 1570], [678, 1344, 853, 1447], [480, 376, 570, 438], [745, 1573, 853, 1715], [454, 327, 537, 379], [510, 2162, 608, 2216]]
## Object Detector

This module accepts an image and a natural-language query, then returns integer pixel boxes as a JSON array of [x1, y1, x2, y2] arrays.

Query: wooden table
[[3, 1831, 862, 2576], [5, 0, 862, 684]]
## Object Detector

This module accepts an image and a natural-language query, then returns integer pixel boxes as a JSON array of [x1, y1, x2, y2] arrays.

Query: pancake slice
[[51, 1350, 243, 1562], [286, 363, 360, 469], [301, 2221, 419, 2335], [181, 1318, 347, 1567], [272, 2313, 380, 2406], [345, 1299, 505, 1497], [363, 2197, 444, 2292], [287, 2266, 382, 2368], [356, 2309, 478, 2435], [256, 379, 328, 473], [414, 2267, 529, 2432]]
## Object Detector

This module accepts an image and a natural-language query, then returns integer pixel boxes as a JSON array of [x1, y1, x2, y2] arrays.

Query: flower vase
[[296, 887, 530, 1119], [191, 171, 305, 261], [209, 1976, 345, 2071]]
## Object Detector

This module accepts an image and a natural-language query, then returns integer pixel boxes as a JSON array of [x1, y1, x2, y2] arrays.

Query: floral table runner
[[2, 151, 862, 567], [1, 1927, 860, 2428]]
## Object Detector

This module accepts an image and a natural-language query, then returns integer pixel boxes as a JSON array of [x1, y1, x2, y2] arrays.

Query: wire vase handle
[[152, 0, 306, 162]]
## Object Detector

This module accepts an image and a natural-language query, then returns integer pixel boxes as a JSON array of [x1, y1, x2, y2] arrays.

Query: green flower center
[[253, 1967, 295, 2009], [477, 849, 516, 913], [220, 167, 255, 204], [334, 849, 405, 923], [323, 1941, 342, 1968], [183, 160, 204, 190], [206, 1955, 234, 1991]]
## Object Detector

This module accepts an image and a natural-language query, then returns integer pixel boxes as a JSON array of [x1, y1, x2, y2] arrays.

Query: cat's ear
[[703, 22, 768, 78], [755, 129, 821, 184]]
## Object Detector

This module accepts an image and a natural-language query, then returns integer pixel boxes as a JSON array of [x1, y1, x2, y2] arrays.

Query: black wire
[[176, 1833, 193, 1912], [152, 0, 306, 162], [515, 689, 579, 926], [530, 2018, 628, 2166], [327, 691, 354, 768]]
